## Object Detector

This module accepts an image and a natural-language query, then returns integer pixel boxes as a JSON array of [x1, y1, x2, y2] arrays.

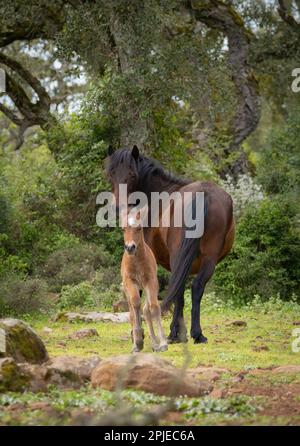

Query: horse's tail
[[161, 195, 207, 313]]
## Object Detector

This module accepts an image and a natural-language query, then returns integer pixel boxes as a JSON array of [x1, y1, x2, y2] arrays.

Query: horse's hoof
[[132, 346, 142, 353], [167, 336, 180, 344], [194, 334, 208, 344], [158, 344, 168, 352], [167, 334, 188, 344]]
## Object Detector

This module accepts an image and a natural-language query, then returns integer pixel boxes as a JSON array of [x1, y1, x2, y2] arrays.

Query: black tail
[[161, 195, 207, 313]]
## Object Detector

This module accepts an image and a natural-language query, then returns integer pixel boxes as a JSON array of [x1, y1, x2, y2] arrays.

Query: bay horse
[[121, 211, 168, 353], [106, 145, 235, 344]]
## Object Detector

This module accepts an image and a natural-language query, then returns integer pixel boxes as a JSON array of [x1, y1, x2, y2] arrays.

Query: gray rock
[[0, 318, 48, 364]]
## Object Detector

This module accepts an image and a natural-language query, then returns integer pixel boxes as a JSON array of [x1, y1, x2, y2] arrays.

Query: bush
[[214, 198, 300, 304], [0, 276, 50, 316], [59, 282, 95, 309], [41, 242, 114, 292]]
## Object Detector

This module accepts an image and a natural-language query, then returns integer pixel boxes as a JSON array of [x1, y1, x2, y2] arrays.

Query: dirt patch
[[226, 380, 300, 419]]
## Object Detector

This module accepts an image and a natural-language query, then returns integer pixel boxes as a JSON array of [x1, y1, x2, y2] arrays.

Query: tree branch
[[278, 0, 300, 29], [0, 53, 56, 149], [189, 0, 261, 177]]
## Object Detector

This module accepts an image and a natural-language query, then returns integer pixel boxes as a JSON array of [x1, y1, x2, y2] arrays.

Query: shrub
[[214, 197, 300, 304], [0, 276, 50, 317], [41, 242, 114, 292], [59, 282, 95, 309], [220, 174, 264, 218]]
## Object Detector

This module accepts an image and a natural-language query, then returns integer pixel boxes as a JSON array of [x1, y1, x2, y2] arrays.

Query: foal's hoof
[[152, 343, 168, 352], [158, 344, 168, 352], [193, 334, 208, 344]]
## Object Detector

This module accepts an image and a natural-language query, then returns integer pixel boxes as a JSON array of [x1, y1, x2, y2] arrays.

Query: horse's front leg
[[124, 281, 144, 352]]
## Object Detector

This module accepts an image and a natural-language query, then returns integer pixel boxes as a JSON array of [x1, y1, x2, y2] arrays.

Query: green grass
[[26, 293, 300, 372], [1, 293, 300, 426]]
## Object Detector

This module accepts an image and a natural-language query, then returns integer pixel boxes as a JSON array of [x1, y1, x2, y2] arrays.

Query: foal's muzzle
[[124, 243, 136, 255]]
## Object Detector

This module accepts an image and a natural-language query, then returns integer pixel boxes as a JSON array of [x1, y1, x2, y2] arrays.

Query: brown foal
[[121, 213, 168, 353]]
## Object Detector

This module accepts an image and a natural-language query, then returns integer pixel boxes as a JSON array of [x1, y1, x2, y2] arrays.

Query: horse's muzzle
[[124, 244, 136, 255]]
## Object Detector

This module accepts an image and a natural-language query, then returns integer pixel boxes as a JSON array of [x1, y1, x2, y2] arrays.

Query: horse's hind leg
[[168, 293, 188, 343], [191, 256, 216, 344]]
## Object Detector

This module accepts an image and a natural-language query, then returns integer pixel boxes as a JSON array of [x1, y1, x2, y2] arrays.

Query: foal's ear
[[107, 145, 115, 156], [131, 145, 139, 160]]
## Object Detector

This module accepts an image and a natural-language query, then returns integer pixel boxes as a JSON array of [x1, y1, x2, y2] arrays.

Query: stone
[[47, 355, 101, 381], [91, 353, 212, 397], [113, 299, 129, 313], [18, 355, 102, 392], [188, 366, 229, 382], [0, 318, 48, 364], [227, 320, 247, 327], [0, 357, 29, 392], [69, 328, 99, 340], [42, 327, 53, 334], [271, 365, 300, 374], [55, 311, 130, 324]]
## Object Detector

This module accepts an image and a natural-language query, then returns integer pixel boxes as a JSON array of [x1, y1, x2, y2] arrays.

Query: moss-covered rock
[[0, 319, 48, 364], [0, 357, 29, 392]]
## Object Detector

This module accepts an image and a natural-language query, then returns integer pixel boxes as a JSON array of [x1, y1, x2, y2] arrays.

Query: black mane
[[107, 149, 188, 195]]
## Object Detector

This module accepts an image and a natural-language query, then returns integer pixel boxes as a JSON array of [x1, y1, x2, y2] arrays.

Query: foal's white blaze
[[128, 216, 136, 227]]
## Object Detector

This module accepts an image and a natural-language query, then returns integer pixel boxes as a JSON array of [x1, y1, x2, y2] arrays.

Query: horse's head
[[106, 145, 140, 212], [121, 212, 144, 256]]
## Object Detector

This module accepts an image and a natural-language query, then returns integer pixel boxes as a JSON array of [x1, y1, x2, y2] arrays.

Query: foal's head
[[122, 213, 144, 256]]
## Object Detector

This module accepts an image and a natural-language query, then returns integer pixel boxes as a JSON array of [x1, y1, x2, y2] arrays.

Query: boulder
[[0, 318, 48, 364], [113, 299, 129, 313], [55, 311, 130, 324], [69, 328, 99, 340], [18, 355, 102, 392], [91, 353, 212, 397], [47, 355, 101, 381], [0, 357, 29, 392]]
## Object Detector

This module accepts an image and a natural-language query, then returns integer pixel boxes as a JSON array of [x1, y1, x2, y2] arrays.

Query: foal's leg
[[124, 281, 144, 352], [143, 303, 159, 350], [145, 284, 168, 352], [191, 256, 216, 344]]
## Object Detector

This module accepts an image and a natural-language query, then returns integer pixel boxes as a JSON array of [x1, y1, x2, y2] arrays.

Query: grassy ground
[[1, 294, 300, 426]]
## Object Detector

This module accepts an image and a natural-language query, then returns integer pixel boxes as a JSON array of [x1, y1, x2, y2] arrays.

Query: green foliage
[[257, 108, 300, 201], [41, 242, 114, 292], [59, 282, 95, 310], [214, 198, 300, 303], [0, 276, 50, 317]]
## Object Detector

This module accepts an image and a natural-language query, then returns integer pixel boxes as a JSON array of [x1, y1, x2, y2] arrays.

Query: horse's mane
[[107, 149, 188, 194]]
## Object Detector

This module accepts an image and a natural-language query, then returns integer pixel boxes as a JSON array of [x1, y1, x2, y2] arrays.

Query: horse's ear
[[131, 145, 139, 160], [107, 145, 115, 156]]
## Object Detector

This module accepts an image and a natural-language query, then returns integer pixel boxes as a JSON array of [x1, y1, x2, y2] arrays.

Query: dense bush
[[0, 276, 50, 316], [214, 198, 300, 303], [40, 242, 115, 292]]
